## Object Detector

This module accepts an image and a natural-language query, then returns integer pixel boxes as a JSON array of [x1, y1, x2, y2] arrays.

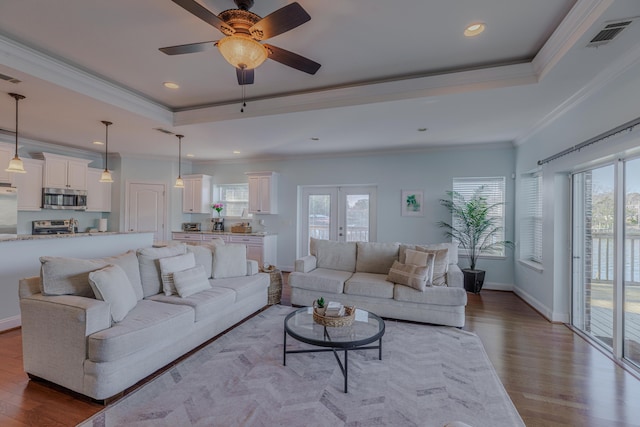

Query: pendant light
[[99, 120, 114, 183], [5, 93, 26, 173], [174, 134, 184, 188]]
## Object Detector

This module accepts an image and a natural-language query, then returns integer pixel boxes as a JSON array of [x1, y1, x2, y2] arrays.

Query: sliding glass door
[[572, 158, 640, 368]]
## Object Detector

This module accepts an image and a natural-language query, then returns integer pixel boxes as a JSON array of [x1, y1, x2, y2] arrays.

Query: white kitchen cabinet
[[228, 234, 277, 267], [10, 158, 43, 211], [182, 174, 212, 214], [0, 143, 13, 183], [86, 168, 112, 212], [171, 232, 204, 244], [246, 172, 278, 214], [37, 152, 91, 190]]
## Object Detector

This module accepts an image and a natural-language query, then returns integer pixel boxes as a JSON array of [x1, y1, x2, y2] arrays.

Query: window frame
[[213, 183, 251, 218]]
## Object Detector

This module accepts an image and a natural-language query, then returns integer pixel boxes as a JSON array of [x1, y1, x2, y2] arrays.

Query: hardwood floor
[[1, 284, 639, 426]]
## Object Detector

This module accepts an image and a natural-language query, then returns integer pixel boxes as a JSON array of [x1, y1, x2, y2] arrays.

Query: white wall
[[514, 58, 640, 322], [193, 144, 516, 287]]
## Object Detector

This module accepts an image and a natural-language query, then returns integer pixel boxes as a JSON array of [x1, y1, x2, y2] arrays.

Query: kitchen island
[[172, 231, 277, 268], [0, 231, 153, 331]]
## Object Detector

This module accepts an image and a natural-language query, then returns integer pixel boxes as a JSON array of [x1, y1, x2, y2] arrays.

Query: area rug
[[78, 305, 524, 427]]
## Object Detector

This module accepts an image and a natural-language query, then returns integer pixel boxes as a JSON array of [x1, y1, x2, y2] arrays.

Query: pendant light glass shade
[[6, 93, 26, 173], [174, 134, 185, 188], [99, 121, 114, 183]]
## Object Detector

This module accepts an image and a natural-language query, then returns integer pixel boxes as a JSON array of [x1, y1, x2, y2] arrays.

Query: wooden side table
[[261, 267, 283, 305]]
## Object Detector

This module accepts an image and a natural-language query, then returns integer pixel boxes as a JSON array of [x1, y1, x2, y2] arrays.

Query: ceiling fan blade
[[264, 44, 321, 75], [159, 41, 217, 55], [249, 2, 310, 40], [171, 0, 234, 34], [236, 67, 255, 85]]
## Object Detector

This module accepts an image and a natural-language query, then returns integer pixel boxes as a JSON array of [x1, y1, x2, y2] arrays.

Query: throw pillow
[[417, 247, 449, 286], [404, 248, 429, 266], [212, 244, 247, 279], [387, 260, 430, 292], [88, 264, 138, 323], [159, 252, 196, 296], [137, 244, 187, 297], [173, 265, 211, 298]]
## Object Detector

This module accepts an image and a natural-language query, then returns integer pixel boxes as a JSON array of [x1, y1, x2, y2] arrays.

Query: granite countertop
[[172, 231, 275, 236], [0, 231, 146, 243]]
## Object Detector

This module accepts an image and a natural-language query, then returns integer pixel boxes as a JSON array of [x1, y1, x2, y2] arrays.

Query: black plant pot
[[462, 269, 486, 294]]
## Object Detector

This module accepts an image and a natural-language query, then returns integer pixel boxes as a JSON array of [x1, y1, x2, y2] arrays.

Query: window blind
[[521, 173, 543, 263], [452, 177, 506, 256]]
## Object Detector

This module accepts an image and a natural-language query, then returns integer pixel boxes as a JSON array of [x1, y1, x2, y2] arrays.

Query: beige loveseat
[[18, 241, 269, 401], [289, 239, 467, 327]]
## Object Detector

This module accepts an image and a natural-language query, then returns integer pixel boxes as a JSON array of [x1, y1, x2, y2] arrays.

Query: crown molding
[[533, 0, 614, 80], [174, 62, 537, 126], [0, 33, 173, 125]]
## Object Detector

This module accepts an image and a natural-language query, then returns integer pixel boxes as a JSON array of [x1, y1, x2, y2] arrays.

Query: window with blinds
[[215, 184, 250, 217], [521, 173, 543, 264], [452, 177, 507, 257]]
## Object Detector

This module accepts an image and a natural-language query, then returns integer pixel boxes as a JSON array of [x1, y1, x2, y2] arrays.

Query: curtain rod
[[537, 116, 640, 166]]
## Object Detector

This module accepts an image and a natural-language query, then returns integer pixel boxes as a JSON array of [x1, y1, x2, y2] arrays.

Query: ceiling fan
[[160, 0, 321, 85]]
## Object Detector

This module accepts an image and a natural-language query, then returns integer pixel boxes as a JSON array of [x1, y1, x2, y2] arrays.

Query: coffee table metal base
[[283, 329, 383, 393]]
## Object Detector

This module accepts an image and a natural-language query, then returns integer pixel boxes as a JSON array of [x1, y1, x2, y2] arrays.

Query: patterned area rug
[[79, 305, 524, 427]]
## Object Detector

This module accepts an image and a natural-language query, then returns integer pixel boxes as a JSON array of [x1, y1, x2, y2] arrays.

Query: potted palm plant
[[438, 186, 513, 293]]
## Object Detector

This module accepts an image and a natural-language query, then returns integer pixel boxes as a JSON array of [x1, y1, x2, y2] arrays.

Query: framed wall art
[[402, 190, 424, 217]]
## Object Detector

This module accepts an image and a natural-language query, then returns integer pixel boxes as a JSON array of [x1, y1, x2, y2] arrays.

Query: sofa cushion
[[355, 241, 399, 274], [148, 285, 235, 322], [39, 250, 143, 299], [212, 244, 247, 279], [394, 284, 467, 306], [87, 300, 194, 363], [88, 264, 138, 323], [187, 245, 213, 278], [211, 273, 269, 302], [345, 272, 394, 298], [159, 252, 196, 296], [173, 265, 211, 298], [386, 260, 430, 292], [288, 268, 352, 294], [310, 238, 357, 272], [137, 244, 187, 297]]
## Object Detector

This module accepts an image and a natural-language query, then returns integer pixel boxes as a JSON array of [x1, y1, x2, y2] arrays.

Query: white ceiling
[[0, 0, 639, 161]]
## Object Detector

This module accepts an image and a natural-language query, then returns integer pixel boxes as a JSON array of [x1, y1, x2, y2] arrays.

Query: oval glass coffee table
[[283, 306, 385, 393]]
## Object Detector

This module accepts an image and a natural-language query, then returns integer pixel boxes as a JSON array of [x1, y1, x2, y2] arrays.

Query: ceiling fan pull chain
[[241, 70, 246, 113]]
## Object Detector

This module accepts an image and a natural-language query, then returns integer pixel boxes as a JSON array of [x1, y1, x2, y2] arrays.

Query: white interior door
[[299, 185, 377, 256], [126, 182, 166, 242]]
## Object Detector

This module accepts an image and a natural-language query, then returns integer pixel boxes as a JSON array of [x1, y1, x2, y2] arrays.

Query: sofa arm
[[19, 283, 111, 394], [295, 255, 317, 273], [247, 259, 259, 275], [447, 264, 464, 288]]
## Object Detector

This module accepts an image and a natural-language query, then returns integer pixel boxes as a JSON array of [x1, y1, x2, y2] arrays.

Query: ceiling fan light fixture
[[217, 34, 268, 69]]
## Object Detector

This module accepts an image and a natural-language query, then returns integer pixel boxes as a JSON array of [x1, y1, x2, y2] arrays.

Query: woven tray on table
[[313, 305, 355, 327]]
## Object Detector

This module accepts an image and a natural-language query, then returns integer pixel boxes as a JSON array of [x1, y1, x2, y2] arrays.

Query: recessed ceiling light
[[464, 22, 486, 37], [233, 150, 241, 154], [163, 81, 180, 89], [93, 140, 104, 145], [186, 153, 194, 158], [417, 128, 428, 132]]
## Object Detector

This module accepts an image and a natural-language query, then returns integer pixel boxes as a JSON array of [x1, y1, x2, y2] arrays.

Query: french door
[[299, 185, 377, 256], [572, 158, 640, 368]]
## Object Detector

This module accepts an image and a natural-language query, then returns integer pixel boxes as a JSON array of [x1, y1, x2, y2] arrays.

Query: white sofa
[[289, 239, 467, 327], [18, 242, 269, 401]]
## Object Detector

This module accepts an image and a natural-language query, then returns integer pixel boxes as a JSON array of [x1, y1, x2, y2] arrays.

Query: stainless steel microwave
[[42, 188, 87, 210]]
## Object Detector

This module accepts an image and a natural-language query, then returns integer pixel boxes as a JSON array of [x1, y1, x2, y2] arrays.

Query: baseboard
[[0, 315, 21, 332], [513, 287, 569, 323], [482, 281, 514, 291]]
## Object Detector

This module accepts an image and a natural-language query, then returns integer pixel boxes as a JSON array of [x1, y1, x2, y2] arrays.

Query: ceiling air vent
[[587, 19, 635, 47], [0, 72, 21, 84], [154, 128, 174, 135]]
